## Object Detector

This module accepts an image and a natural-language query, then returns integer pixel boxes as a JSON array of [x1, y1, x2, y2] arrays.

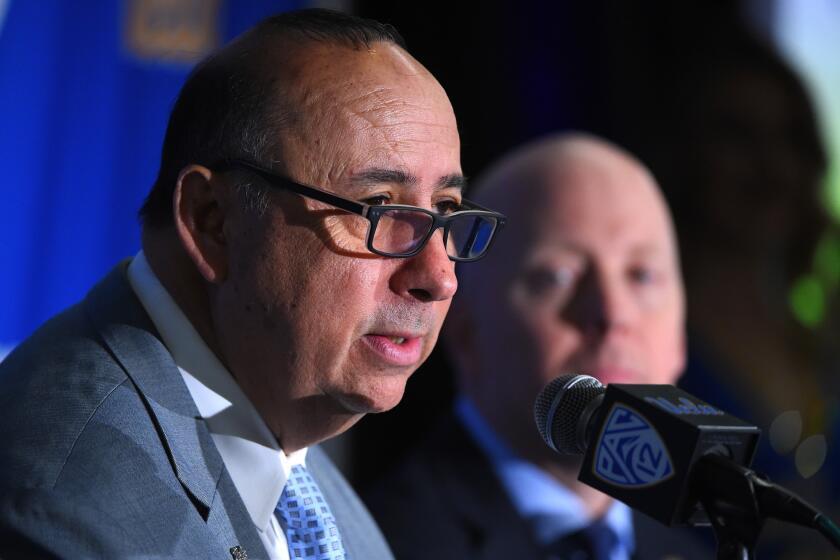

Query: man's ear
[[173, 164, 229, 284]]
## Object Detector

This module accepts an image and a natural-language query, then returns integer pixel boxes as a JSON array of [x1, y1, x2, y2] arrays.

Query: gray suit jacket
[[0, 262, 393, 560]]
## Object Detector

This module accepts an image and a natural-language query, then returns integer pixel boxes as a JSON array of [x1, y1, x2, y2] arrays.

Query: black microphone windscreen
[[534, 374, 604, 454], [535, 376, 761, 526]]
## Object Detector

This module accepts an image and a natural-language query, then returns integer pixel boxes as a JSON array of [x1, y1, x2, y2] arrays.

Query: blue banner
[[0, 0, 302, 358]]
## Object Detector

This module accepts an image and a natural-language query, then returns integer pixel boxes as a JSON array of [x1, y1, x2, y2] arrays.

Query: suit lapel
[[85, 261, 226, 513], [307, 446, 394, 560], [428, 414, 545, 560], [80, 262, 265, 559]]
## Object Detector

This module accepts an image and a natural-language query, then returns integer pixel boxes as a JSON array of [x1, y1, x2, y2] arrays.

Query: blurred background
[[2, 1, 840, 558]]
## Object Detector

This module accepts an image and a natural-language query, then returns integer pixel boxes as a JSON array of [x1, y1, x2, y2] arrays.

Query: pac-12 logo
[[593, 404, 673, 487]]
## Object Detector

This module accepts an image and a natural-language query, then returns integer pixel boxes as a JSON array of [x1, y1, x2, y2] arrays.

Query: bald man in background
[[363, 133, 711, 559]]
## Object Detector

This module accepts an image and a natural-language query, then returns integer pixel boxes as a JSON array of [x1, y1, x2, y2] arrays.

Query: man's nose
[[562, 269, 630, 336], [390, 229, 458, 303]]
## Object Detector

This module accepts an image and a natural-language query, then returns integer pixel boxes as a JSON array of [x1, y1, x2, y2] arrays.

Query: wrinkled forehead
[[271, 41, 460, 181], [277, 41, 453, 134]]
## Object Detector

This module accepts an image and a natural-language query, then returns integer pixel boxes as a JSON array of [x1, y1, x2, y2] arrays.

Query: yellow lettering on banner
[[124, 0, 220, 64]]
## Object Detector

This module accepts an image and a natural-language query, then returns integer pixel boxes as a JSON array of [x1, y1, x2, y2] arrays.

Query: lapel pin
[[229, 545, 248, 559]]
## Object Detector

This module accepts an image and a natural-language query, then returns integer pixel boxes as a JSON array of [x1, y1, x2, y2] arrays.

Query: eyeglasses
[[215, 159, 506, 262]]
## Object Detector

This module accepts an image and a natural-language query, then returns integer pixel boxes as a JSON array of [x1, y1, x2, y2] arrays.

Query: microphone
[[534, 374, 761, 527], [533, 374, 840, 556]]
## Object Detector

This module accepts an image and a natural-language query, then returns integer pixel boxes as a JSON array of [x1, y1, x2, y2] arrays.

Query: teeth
[[388, 336, 406, 344]]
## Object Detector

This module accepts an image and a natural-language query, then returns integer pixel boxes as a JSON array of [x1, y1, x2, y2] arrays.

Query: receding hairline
[[212, 24, 413, 87], [219, 33, 438, 135]]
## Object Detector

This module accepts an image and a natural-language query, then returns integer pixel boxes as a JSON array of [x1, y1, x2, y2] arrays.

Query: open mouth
[[362, 334, 423, 366]]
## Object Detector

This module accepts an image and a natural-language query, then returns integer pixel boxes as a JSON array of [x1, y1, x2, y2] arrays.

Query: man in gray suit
[[0, 9, 505, 559]]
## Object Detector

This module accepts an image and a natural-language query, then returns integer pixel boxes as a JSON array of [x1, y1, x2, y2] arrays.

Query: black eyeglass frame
[[214, 158, 506, 262]]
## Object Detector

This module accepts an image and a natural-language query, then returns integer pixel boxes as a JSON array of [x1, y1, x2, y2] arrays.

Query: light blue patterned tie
[[275, 464, 349, 560]]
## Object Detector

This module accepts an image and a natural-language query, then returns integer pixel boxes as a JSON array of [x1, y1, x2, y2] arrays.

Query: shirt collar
[[455, 396, 635, 553], [127, 251, 307, 531]]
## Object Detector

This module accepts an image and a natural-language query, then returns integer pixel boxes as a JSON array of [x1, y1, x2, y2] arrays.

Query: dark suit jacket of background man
[[363, 411, 714, 560], [0, 261, 392, 559]]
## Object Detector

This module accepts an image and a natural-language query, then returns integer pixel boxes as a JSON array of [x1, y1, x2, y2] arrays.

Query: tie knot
[[276, 464, 348, 560]]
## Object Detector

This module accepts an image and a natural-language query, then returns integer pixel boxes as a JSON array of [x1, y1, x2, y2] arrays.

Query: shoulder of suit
[[0, 300, 133, 488]]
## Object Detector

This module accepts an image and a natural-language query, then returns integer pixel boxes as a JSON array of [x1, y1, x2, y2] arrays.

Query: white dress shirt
[[128, 251, 303, 560]]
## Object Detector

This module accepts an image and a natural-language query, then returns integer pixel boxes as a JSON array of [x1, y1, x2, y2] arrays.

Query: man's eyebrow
[[439, 173, 466, 192], [351, 169, 418, 187], [350, 169, 466, 192]]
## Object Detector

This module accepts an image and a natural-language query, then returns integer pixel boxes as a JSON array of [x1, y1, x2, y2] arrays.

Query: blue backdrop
[[0, 0, 302, 357]]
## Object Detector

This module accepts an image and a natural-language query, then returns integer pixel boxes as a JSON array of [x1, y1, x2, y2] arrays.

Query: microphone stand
[[692, 453, 840, 560], [692, 454, 762, 560]]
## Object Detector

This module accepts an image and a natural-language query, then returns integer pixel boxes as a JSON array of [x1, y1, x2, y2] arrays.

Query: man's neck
[[142, 229, 222, 363]]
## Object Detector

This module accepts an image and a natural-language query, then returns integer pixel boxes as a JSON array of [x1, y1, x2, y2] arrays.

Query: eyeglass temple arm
[[284, 180, 367, 215], [217, 159, 368, 216]]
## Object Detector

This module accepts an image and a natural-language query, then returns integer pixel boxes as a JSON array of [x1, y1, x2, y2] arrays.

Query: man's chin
[[333, 380, 408, 415]]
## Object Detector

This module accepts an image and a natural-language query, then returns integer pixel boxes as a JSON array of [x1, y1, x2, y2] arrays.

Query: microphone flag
[[580, 383, 760, 526]]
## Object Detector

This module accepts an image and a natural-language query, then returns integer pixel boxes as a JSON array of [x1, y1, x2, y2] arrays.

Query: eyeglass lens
[[448, 215, 496, 259], [373, 210, 434, 254], [371, 209, 496, 259]]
